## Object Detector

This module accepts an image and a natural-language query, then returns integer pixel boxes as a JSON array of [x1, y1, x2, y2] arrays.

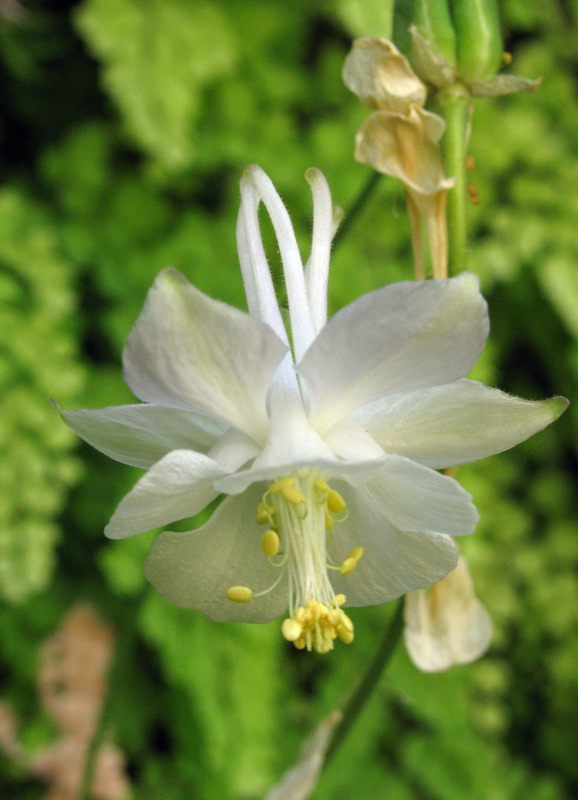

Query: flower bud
[[452, 0, 503, 82], [412, 0, 457, 66]]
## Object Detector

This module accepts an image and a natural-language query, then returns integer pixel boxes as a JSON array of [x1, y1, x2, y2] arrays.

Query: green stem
[[332, 172, 382, 253], [324, 598, 405, 766], [78, 699, 108, 800], [438, 87, 471, 275]]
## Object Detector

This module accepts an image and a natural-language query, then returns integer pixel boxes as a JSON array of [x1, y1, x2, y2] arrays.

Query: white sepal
[[404, 555, 492, 672]]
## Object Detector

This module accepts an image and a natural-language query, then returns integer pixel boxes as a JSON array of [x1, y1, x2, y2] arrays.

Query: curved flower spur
[[58, 166, 566, 654]]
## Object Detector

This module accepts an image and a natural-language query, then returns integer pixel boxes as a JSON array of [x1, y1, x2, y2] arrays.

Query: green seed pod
[[412, 0, 457, 66], [451, 0, 503, 82]]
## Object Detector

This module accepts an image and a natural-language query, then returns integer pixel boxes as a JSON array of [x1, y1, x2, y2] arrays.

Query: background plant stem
[[438, 87, 471, 275], [324, 598, 405, 767], [332, 172, 382, 253]]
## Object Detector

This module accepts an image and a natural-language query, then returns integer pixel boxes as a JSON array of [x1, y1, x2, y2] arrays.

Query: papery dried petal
[[354, 106, 452, 197], [343, 38, 426, 114]]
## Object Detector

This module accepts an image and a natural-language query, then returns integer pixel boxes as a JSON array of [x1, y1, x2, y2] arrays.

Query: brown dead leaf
[[1, 603, 131, 800]]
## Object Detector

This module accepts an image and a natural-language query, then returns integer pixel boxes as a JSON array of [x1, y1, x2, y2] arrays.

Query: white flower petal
[[298, 273, 488, 431], [353, 379, 569, 469], [123, 269, 288, 441], [237, 176, 289, 341], [327, 481, 458, 606], [144, 487, 289, 623], [322, 416, 386, 462], [304, 168, 333, 334], [360, 456, 479, 536], [215, 453, 386, 496], [207, 427, 261, 471], [215, 379, 385, 494], [404, 555, 493, 672], [245, 166, 316, 361], [56, 403, 226, 469], [105, 450, 227, 539]]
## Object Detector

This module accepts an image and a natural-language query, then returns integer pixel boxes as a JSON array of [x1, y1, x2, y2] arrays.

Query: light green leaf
[[538, 258, 578, 339], [75, 0, 238, 169], [0, 190, 85, 602]]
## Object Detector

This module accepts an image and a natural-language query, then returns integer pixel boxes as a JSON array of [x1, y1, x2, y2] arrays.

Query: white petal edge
[[304, 168, 332, 334], [123, 269, 288, 442], [353, 380, 569, 469], [144, 487, 289, 623], [105, 450, 227, 539], [56, 402, 226, 469], [298, 273, 488, 432], [358, 456, 479, 537], [245, 166, 316, 361], [327, 481, 459, 606], [237, 175, 289, 341]]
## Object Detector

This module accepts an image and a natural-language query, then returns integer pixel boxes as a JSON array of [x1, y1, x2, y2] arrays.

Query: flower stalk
[[324, 598, 405, 766], [331, 171, 381, 253], [437, 85, 471, 276]]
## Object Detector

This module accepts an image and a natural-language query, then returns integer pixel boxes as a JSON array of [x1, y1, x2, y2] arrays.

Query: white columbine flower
[[58, 166, 566, 654]]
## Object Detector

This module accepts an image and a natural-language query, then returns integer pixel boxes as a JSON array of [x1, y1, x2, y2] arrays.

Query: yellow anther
[[261, 529, 280, 557], [226, 585, 253, 603], [281, 486, 305, 505], [285, 601, 355, 653], [269, 477, 294, 494], [314, 478, 330, 494], [281, 618, 302, 642], [339, 613, 354, 633], [327, 489, 347, 514], [325, 514, 334, 531], [339, 557, 358, 576], [256, 500, 274, 524], [348, 547, 364, 562], [337, 626, 354, 644]]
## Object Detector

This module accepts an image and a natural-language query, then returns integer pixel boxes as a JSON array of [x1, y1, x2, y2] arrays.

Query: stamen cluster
[[225, 472, 363, 653], [282, 596, 354, 654]]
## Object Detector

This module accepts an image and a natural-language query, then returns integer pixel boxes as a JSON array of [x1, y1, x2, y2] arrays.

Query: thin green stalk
[[324, 598, 405, 766], [78, 694, 109, 800], [438, 87, 471, 275], [78, 620, 132, 800], [332, 172, 382, 253]]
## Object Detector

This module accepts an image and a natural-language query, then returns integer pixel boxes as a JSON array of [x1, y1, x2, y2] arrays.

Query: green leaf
[[139, 591, 282, 797], [0, 190, 85, 603], [75, 0, 238, 169]]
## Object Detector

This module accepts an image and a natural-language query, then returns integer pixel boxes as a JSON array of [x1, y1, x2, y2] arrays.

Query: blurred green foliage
[[0, 0, 576, 798]]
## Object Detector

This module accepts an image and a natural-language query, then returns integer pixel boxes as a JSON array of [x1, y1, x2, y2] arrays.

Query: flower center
[[226, 470, 363, 654]]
